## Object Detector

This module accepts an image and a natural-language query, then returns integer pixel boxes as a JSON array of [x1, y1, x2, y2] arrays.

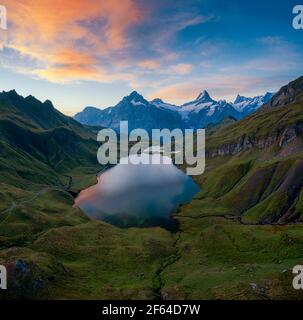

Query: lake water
[[74, 154, 199, 230]]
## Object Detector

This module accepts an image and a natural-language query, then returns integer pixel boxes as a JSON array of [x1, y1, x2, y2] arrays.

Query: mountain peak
[[7, 89, 18, 95], [151, 98, 164, 104], [128, 91, 144, 100], [263, 92, 274, 100], [196, 90, 212, 102], [122, 91, 149, 107], [263, 76, 303, 109], [1, 89, 20, 99], [43, 99, 55, 110], [234, 94, 251, 104]]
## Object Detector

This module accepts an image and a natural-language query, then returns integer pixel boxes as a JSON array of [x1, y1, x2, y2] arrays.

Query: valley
[[0, 77, 303, 300]]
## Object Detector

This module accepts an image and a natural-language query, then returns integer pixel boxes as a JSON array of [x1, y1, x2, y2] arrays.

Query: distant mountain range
[[0, 76, 303, 300], [74, 90, 274, 131], [232, 92, 274, 116]]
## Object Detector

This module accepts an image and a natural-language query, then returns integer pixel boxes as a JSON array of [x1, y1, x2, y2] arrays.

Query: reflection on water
[[74, 154, 199, 230]]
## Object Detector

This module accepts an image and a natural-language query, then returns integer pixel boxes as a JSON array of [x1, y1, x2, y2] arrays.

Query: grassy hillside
[[159, 77, 303, 299], [0, 91, 175, 300], [201, 90, 303, 224], [1, 80, 303, 300], [0, 90, 100, 189]]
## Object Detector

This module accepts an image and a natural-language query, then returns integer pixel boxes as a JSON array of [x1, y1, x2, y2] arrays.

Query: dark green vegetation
[[1, 78, 303, 300]]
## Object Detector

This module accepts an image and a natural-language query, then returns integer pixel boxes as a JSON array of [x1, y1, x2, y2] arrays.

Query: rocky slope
[[196, 76, 303, 225], [207, 77, 303, 158], [263, 76, 303, 109]]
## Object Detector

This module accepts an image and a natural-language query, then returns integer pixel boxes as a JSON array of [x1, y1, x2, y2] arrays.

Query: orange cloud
[[35, 62, 134, 84], [137, 59, 161, 70], [5, 0, 142, 81], [35, 65, 102, 83], [150, 83, 200, 102], [149, 75, 267, 104], [170, 63, 193, 74]]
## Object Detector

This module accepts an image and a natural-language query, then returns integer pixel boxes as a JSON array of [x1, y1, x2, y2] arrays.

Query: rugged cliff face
[[206, 77, 303, 159], [196, 77, 303, 225], [263, 76, 303, 109], [207, 121, 303, 158]]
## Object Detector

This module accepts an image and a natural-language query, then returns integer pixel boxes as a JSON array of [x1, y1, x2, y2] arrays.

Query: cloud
[[170, 63, 193, 75], [3, 0, 211, 84], [3, 0, 298, 108], [221, 41, 302, 74], [137, 59, 161, 70], [148, 75, 281, 104], [34, 64, 134, 84], [4, 0, 142, 82]]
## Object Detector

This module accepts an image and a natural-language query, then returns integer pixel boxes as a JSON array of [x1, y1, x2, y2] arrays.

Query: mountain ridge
[[0, 90, 100, 187], [193, 75, 303, 225], [0, 76, 303, 300], [74, 90, 274, 130], [263, 76, 303, 109]]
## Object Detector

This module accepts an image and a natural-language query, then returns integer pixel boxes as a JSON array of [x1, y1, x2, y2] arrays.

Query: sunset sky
[[0, 0, 302, 114]]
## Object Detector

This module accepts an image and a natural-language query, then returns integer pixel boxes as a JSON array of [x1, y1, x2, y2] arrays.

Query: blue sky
[[0, 0, 302, 114]]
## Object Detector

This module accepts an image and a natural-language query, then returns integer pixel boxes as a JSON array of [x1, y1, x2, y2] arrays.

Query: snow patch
[[131, 99, 146, 107]]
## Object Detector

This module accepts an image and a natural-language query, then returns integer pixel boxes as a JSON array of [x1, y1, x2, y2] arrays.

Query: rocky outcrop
[[206, 121, 303, 158], [278, 123, 303, 147], [0, 248, 68, 300], [263, 76, 303, 109]]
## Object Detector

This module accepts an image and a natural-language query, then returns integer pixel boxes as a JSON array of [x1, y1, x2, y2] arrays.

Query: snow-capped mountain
[[150, 90, 242, 128], [181, 90, 215, 113], [232, 92, 274, 116], [151, 98, 180, 112], [74, 91, 184, 132], [74, 90, 274, 131], [176, 91, 241, 128]]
